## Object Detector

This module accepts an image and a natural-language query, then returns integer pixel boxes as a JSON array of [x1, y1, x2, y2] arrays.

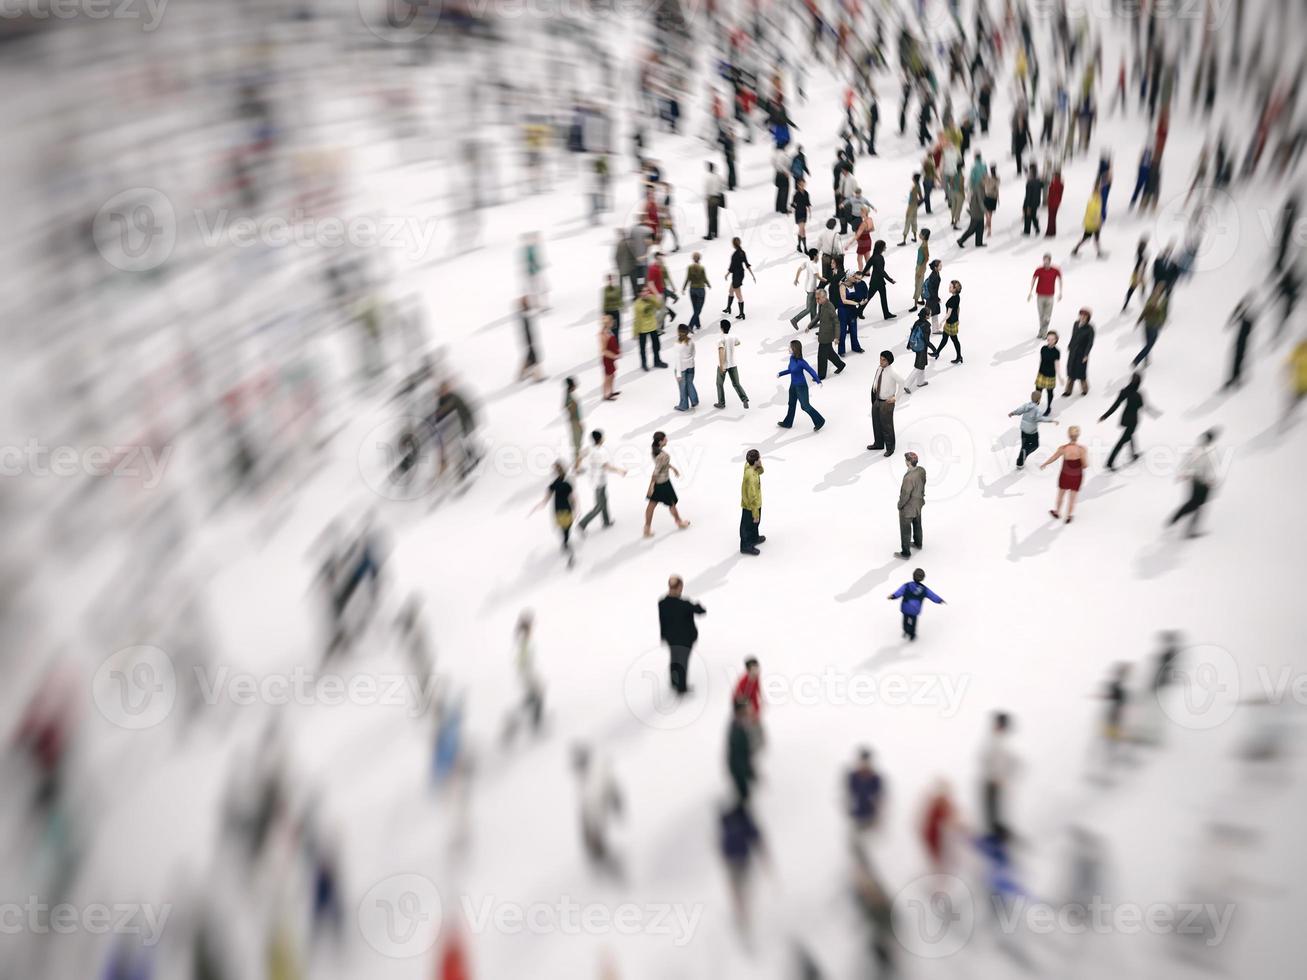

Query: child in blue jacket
[[888, 568, 945, 640]]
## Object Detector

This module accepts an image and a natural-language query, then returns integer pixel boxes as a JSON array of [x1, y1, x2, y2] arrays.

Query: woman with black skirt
[[723, 238, 756, 320], [863, 240, 896, 319], [790, 178, 811, 254], [932, 281, 963, 363], [643, 431, 691, 537]]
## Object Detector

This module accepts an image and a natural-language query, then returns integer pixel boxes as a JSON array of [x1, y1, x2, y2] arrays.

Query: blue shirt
[[891, 581, 944, 616], [777, 355, 820, 387]]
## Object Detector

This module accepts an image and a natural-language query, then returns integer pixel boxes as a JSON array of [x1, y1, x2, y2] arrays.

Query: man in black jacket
[[658, 575, 705, 695], [727, 699, 756, 802]]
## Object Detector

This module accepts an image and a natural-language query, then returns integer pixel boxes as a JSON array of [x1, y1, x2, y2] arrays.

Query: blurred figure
[[850, 843, 895, 975], [719, 801, 766, 939], [502, 610, 544, 743], [981, 711, 1018, 845], [731, 657, 764, 749], [574, 744, 624, 880], [920, 778, 963, 874], [846, 747, 884, 835], [726, 698, 757, 804], [1166, 429, 1221, 538]]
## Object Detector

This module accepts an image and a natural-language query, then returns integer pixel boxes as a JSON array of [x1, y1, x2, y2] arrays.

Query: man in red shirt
[[732, 657, 763, 748], [1027, 254, 1063, 338]]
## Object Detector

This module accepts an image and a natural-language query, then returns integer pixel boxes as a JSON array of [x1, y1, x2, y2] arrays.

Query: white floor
[[11, 4, 1307, 980]]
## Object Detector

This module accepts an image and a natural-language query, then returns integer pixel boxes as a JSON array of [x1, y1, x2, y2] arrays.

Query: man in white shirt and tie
[[868, 350, 908, 456]]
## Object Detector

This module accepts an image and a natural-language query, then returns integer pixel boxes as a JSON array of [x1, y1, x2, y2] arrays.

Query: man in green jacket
[[634, 285, 668, 371], [740, 449, 765, 555], [814, 289, 846, 379], [602, 273, 623, 333]]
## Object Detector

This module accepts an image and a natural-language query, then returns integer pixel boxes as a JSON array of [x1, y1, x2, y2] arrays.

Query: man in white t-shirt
[[713, 319, 750, 409], [577, 430, 627, 532], [789, 247, 824, 330]]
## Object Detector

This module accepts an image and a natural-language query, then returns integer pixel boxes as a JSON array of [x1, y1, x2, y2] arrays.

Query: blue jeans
[[1132, 326, 1159, 366], [688, 288, 706, 329], [780, 383, 824, 427], [677, 368, 699, 410], [838, 308, 863, 355]]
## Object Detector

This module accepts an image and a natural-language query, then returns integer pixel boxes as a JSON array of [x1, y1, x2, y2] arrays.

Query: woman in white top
[[673, 325, 699, 411]]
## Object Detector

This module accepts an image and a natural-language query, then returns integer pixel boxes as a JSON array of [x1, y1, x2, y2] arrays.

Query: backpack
[[908, 320, 928, 353]]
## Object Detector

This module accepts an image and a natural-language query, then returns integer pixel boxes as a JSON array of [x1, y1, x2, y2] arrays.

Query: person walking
[[1045, 168, 1065, 237], [815, 218, 848, 286], [643, 431, 690, 537], [922, 259, 943, 332], [615, 229, 640, 302], [1022, 165, 1045, 235], [723, 238, 756, 320], [1166, 429, 1220, 538], [931, 280, 963, 363], [704, 162, 724, 240], [1040, 425, 1088, 523], [518, 296, 543, 382], [789, 248, 823, 330], [727, 698, 757, 802], [776, 339, 826, 430], [773, 144, 791, 214], [633, 284, 668, 371], [530, 461, 578, 567], [1223, 296, 1256, 388], [1132, 283, 1169, 368], [956, 178, 988, 247], [602, 273, 623, 334], [983, 164, 1000, 237], [909, 229, 930, 308], [658, 575, 705, 694], [714, 319, 749, 408], [981, 712, 1017, 844], [900, 173, 923, 245], [563, 376, 583, 467], [1099, 373, 1159, 470], [1027, 254, 1063, 338], [1063, 308, 1096, 396], [838, 270, 869, 355], [904, 309, 932, 389], [895, 451, 927, 558], [672, 325, 699, 412], [814, 288, 847, 380], [739, 449, 765, 555], [864, 240, 897, 319], [578, 430, 626, 532], [681, 252, 710, 331], [1008, 391, 1060, 468], [790, 177, 811, 253], [599, 315, 620, 400], [1034, 331, 1063, 416], [868, 350, 907, 455], [1071, 181, 1105, 257], [847, 748, 884, 833], [1122, 236, 1150, 310], [887, 568, 945, 641]]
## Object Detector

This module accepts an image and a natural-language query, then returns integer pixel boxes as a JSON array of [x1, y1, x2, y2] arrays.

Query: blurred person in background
[[981, 711, 1018, 845], [1167, 428, 1221, 538], [920, 778, 963, 874], [732, 657, 764, 749], [846, 747, 884, 835], [530, 461, 577, 569], [1223, 295, 1257, 389], [727, 698, 757, 803], [599, 314, 621, 401], [719, 800, 766, 940], [502, 610, 544, 743], [518, 296, 543, 383], [574, 744, 624, 880]]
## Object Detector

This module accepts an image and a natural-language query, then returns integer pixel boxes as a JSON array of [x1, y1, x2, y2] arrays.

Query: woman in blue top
[[776, 339, 825, 430], [887, 567, 945, 641]]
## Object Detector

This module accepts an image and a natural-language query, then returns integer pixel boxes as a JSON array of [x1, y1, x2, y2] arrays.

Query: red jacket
[[733, 674, 762, 715]]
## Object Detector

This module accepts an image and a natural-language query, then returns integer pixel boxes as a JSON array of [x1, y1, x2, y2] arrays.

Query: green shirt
[[634, 296, 661, 334], [602, 284, 621, 311], [684, 263, 709, 288], [741, 463, 763, 515]]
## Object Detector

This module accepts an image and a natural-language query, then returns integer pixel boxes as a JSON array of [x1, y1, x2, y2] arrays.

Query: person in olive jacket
[[658, 575, 705, 695], [814, 288, 846, 379]]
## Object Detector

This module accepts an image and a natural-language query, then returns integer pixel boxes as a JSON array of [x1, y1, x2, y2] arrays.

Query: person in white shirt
[[704, 162, 724, 240], [981, 711, 1018, 844], [773, 146, 791, 213], [1167, 428, 1220, 537], [673, 325, 699, 411], [868, 350, 908, 455], [713, 319, 749, 408], [789, 248, 824, 330], [814, 218, 849, 284], [577, 430, 627, 532]]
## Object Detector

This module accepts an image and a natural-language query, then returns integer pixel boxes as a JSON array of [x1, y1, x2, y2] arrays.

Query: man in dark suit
[[658, 575, 705, 695]]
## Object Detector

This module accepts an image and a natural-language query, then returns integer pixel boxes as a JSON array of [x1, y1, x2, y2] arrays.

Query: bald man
[[657, 576, 706, 695]]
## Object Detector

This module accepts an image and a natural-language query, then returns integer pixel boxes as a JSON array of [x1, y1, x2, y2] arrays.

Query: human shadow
[[854, 641, 919, 673], [667, 411, 739, 440], [1078, 474, 1126, 503], [687, 550, 746, 596], [582, 529, 677, 579], [1134, 536, 1184, 580], [1183, 387, 1234, 420], [835, 559, 901, 603], [991, 337, 1041, 366], [1243, 414, 1300, 455], [977, 470, 1025, 499], [1006, 520, 1061, 562], [814, 448, 884, 491], [621, 410, 683, 440], [480, 546, 570, 611]]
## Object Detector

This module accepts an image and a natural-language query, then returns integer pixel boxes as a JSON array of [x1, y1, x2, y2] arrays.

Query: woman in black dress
[[1034, 331, 1062, 416], [643, 431, 690, 537], [790, 178, 811, 254], [862, 240, 896, 319], [531, 461, 577, 567], [1063, 308, 1095, 396], [931, 280, 963, 363], [722, 237, 756, 320]]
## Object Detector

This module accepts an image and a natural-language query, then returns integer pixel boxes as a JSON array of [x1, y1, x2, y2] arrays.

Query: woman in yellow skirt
[[1034, 331, 1062, 416], [931, 280, 964, 363]]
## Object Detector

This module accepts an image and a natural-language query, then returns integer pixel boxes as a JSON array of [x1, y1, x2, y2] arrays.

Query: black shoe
[[867, 444, 883, 451], [654, 361, 669, 369], [894, 550, 911, 559], [834, 365, 845, 374], [951, 358, 962, 364], [754, 536, 767, 544], [885, 313, 897, 319], [884, 449, 893, 457], [777, 422, 793, 428], [741, 546, 761, 555], [814, 420, 825, 431], [735, 312, 745, 320], [713, 402, 726, 409]]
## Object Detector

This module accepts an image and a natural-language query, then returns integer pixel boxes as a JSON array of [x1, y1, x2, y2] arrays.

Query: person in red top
[[732, 657, 764, 749], [437, 930, 470, 980], [1045, 169, 1065, 237], [921, 778, 962, 872], [1027, 254, 1063, 338], [643, 187, 660, 237]]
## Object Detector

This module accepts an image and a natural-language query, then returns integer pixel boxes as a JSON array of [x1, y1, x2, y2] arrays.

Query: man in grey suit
[[814, 289, 846, 379], [896, 451, 926, 558]]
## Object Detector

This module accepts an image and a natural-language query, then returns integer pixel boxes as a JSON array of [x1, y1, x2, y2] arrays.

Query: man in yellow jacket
[[634, 284, 668, 371], [740, 449, 765, 555]]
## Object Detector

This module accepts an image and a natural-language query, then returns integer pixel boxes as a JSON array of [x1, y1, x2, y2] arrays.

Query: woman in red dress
[[1045, 169, 1065, 237], [854, 204, 874, 268], [1041, 425, 1088, 523], [599, 314, 621, 401]]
